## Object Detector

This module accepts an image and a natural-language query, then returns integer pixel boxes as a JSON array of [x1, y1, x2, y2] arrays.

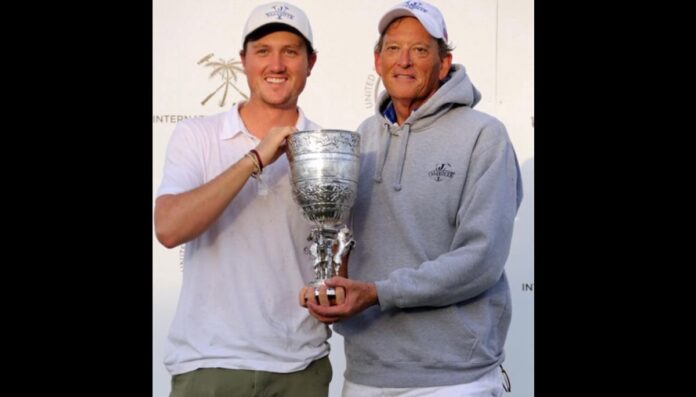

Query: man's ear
[[374, 51, 384, 78], [307, 52, 317, 76], [438, 53, 453, 81]]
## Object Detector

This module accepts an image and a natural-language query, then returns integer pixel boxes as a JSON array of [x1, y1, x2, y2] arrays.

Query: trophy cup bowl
[[287, 129, 360, 303]]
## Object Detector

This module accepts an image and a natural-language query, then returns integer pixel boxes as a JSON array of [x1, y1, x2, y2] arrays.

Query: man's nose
[[269, 52, 286, 72], [397, 49, 412, 68]]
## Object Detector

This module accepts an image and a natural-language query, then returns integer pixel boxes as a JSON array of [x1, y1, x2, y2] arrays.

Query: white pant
[[342, 366, 504, 397]]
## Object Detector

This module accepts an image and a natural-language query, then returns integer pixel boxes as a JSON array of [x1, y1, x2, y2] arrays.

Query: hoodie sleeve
[[375, 122, 523, 310]]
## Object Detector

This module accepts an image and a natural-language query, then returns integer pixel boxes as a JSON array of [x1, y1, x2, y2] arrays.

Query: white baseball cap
[[242, 2, 313, 48], [378, 1, 448, 42]]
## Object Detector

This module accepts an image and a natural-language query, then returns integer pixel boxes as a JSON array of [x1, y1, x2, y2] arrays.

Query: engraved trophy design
[[287, 130, 360, 303]]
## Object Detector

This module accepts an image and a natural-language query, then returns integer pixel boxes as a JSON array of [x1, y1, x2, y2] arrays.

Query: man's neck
[[390, 90, 439, 125], [390, 100, 421, 126], [239, 100, 299, 139]]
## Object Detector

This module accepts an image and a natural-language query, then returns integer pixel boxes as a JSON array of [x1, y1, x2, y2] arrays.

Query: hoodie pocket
[[372, 306, 479, 366], [447, 304, 479, 362]]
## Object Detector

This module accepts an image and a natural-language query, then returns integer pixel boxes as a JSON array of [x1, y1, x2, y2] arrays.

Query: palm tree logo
[[198, 53, 248, 107]]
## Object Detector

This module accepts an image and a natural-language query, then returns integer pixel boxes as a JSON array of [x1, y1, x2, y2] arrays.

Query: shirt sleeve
[[156, 120, 206, 198]]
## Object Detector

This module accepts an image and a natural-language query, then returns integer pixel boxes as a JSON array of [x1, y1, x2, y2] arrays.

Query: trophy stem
[[305, 225, 355, 299]]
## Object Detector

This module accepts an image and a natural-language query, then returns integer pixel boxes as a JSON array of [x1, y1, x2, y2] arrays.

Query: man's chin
[[388, 91, 418, 102], [260, 94, 295, 108]]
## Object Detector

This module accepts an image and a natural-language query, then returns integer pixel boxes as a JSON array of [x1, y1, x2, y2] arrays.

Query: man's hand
[[255, 126, 297, 167], [301, 277, 378, 324], [299, 285, 346, 307]]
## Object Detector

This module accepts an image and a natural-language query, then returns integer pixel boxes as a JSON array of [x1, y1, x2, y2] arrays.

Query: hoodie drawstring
[[373, 123, 392, 184], [393, 123, 411, 191], [373, 122, 412, 192]]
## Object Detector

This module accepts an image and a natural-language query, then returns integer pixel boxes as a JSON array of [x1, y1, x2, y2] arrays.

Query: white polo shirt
[[157, 103, 329, 375]]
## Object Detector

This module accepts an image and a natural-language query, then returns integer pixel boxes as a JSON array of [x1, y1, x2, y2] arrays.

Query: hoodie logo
[[266, 5, 294, 20], [428, 163, 455, 181]]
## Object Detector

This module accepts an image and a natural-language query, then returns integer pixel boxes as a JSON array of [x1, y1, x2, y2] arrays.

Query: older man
[[303, 1, 523, 396]]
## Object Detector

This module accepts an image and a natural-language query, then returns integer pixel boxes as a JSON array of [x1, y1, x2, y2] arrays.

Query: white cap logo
[[265, 5, 294, 21], [242, 2, 313, 47]]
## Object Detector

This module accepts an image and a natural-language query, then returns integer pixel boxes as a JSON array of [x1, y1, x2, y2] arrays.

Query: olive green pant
[[170, 356, 332, 397]]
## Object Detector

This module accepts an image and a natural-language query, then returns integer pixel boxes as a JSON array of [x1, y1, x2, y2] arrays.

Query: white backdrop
[[153, 1, 534, 396]]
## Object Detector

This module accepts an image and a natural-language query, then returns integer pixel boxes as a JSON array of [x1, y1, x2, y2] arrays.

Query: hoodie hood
[[373, 64, 482, 190]]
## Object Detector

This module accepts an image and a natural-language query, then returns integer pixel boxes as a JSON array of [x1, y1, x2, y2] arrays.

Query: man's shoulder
[[356, 114, 383, 132], [179, 109, 232, 131], [169, 110, 230, 145], [445, 105, 505, 130]]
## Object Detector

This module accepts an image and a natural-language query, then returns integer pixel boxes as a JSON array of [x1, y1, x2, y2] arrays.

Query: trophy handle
[[332, 226, 355, 278]]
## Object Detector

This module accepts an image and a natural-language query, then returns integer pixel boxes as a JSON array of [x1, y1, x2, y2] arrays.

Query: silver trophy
[[287, 129, 360, 302]]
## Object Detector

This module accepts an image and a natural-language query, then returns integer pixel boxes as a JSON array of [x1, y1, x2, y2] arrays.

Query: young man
[[155, 3, 332, 396], [304, 1, 523, 396]]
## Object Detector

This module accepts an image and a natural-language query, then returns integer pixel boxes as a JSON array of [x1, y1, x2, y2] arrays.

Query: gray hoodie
[[334, 64, 523, 387]]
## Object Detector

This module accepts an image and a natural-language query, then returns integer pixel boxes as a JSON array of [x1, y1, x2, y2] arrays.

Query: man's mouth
[[265, 77, 287, 84]]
